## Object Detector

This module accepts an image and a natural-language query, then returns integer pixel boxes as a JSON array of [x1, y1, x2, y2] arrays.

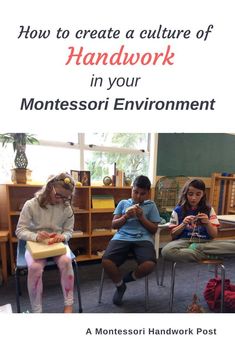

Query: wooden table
[[0, 230, 9, 283], [218, 215, 235, 223], [217, 215, 235, 239]]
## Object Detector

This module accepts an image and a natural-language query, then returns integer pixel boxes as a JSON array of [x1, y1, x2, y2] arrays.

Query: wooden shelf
[[91, 208, 115, 213], [90, 254, 102, 260], [72, 231, 89, 238], [213, 176, 235, 181], [92, 230, 115, 237], [75, 254, 91, 262], [0, 184, 132, 269], [90, 186, 131, 190], [75, 254, 102, 262], [72, 208, 89, 214]]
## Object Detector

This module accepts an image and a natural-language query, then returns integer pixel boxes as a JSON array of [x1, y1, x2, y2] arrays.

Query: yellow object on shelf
[[92, 195, 115, 208], [27, 241, 66, 259]]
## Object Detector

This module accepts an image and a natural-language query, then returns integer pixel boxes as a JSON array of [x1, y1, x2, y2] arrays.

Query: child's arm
[[135, 205, 158, 234], [112, 214, 128, 229], [16, 201, 39, 242], [48, 208, 74, 244], [112, 203, 139, 229], [197, 213, 218, 238], [171, 215, 195, 240]]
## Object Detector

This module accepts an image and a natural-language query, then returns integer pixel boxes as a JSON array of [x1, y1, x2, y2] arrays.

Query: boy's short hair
[[133, 175, 151, 190]]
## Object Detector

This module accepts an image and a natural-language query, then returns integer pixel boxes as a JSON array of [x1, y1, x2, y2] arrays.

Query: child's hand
[[182, 216, 195, 225], [125, 205, 138, 218], [196, 213, 209, 224], [135, 205, 143, 218], [48, 234, 65, 244], [36, 231, 51, 242]]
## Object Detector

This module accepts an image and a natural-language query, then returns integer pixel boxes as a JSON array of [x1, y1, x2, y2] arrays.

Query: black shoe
[[113, 283, 127, 306]]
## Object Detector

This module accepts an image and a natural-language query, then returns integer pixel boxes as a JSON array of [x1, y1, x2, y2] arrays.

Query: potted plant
[[0, 133, 39, 183]]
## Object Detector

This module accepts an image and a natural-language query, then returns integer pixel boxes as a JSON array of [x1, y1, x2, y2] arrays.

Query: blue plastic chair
[[15, 240, 83, 313]]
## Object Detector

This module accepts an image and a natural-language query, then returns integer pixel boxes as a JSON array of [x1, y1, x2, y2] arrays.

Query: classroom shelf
[[0, 184, 132, 270]]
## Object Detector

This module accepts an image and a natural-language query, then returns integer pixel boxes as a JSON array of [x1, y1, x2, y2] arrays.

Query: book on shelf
[[92, 195, 115, 208], [116, 169, 124, 187], [70, 170, 90, 186], [26, 240, 66, 259]]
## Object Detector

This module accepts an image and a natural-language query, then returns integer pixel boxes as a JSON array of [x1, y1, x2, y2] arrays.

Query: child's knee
[[148, 260, 156, 271], [28, 262, 44, 276], [141, 260, 156, 273], [161, 247, 178, 261], [59, 255, 72, 269], [161, 245, 171, 258], [102, 258, 114, 268]]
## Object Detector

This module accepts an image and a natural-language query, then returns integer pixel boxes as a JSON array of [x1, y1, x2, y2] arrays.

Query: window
[[27, 145, 80, 183], [0, 133, 156, 185], [0, 144, 14, 183], [84, 133, 150, 183], [85, 150, 149, 182], [85, 133, 148, 150], [37, 132, 79, 144]]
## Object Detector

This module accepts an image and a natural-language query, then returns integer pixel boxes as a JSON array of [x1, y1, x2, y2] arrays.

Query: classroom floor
[[1, 256, 235, 313]]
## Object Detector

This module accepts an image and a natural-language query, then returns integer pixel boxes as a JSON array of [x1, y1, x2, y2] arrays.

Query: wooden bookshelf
[[72, 186, 132, 262], [0, 184, 132, 271], [210, 173, 235, 215], [0, 184, 43, 273]]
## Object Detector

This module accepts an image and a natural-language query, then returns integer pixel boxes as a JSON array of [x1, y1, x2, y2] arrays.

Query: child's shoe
[[113, 283, 127, 306]]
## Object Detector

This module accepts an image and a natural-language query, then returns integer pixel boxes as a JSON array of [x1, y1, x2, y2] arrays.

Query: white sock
[[132, 271, 137, 280], [116, 280, 123, 287]]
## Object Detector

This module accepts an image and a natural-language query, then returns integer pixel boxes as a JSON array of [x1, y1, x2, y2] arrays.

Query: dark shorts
[[102, 240, 156, 267]]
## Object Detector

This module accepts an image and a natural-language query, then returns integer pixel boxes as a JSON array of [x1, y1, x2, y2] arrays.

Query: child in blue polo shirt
[[102, 175, 161, 306]]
